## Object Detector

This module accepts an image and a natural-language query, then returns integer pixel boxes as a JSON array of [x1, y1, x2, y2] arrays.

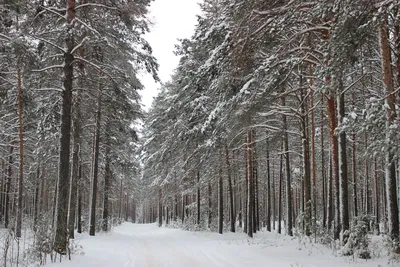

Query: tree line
[[140, 0, 400, 257], [0, 0, 156, 263]]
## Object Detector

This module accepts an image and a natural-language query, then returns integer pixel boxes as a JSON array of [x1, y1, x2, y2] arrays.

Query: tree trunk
[[338, 78, 349, 242], [321, 96, 327, 227], [282, 89, 293, 236], [266, 137, 271, 232], [244, 141, 248, 234], [327, 95, 340, 239], [208, 182, 212, 228], [158, 188, 162, 227], [33, 165, 40, 232], [278, 141, 283, 234], [16, 59, 23, 238], [77, 164, 82, 233], [54, 0, 76, 254], [351, 91, 358, 219], [253, 137, 259, 233], [68, 35, 85, 239], [300, 79, 311, 236], [89, 88, 102, 236], [102, 140, 111, 232], [379, 10, 400, 243], [272, 159, 276, 231], [374, 157, 380, 234], [218, 156, 223, 234], [225, 144, 235, 232], [247, 131, 254, 237], [181, 193, 185, 224], [197, 170, 200, 225], [309, 64, 318, 233]]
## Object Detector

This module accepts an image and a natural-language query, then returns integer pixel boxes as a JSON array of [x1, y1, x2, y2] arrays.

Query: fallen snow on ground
[[43, 223, 392, 267]]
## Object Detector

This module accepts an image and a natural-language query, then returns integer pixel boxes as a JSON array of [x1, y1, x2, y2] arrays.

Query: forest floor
[[39, 223, 395, 267]]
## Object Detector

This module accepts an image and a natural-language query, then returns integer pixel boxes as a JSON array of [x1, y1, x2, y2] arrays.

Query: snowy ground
[[42, 223, 392, 267]]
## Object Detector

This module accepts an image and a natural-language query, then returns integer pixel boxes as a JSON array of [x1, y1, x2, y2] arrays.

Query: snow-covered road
[[46, 223, 388, 267]]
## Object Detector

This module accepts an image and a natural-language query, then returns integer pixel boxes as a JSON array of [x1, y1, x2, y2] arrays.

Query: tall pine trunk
[[77, 164, 82, 233], [206, 182, 211, 228], [278, 141, 283, 234], [218, 155, 223, 234], [338, 77, 349, 242], [225, 144, 235, 232], [197, 170, 200, 225], [379, 10, 400, 244], [89, 88, 102, 236], [282, 89, 293, 236], [54, 0, 76, 253], [247, 131, 254, 237], [68, 35, 84, 239], [300, 78, 311, 236], [102, 136, 111, 232], [16, 59, 23, 238], [266, 138, 271, 232]]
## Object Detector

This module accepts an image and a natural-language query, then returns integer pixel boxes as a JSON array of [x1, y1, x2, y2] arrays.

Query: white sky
[[140, 0, 201, 110]]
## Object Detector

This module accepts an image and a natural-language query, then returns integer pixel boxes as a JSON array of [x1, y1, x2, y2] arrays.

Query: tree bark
[[102, 139, 111, 232], [374, 157, 380, 234], [68, 34, 85, 239], [0, 160, 4, 222], [158, 188, 162, 227], [327, 95, 340, 239], [321, 96, 327, 227], [338, 78, 349, 242], [266, 137, 271, 232], [247, 131, 254, 237], [225, 144, 235, 232], [282, 89, 293, 236], [218, 155, 223, 234], [33, 165, 40, 232], [54, 0, 76, 254], [379, 10, 400, 242], [253, 137, 259, 233], [278, 140, 283, 234], [208, 181, 212, 228], [89, 88, 102, 236], [309, 64, 318, 232], [77, 164, 82, 233], [300, 78, 311, 236], [16, 59, 23, 238], [244, 141, 248, 234], [197, 170, 200, 225]]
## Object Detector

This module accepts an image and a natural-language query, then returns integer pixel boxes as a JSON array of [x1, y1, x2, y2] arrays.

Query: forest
[[0, 0, 400, 266]]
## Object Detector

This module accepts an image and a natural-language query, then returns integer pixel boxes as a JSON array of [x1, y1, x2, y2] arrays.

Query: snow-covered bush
[[341, 214, 371, 259]]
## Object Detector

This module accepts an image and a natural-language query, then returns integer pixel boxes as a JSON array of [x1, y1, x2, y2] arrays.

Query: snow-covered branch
[[32, 65, 64, 73], [76, 3, 118, 11], [75, 18, 101, 37], [73, 57, 114, 81], [30, 36, 65, 52], [71, 37, 88, 54], [0, 33, 11, 41]]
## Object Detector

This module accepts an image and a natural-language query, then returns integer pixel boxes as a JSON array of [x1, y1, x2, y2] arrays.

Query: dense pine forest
[[0, 0, 400, 266], [141, 0, 400, 260]]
